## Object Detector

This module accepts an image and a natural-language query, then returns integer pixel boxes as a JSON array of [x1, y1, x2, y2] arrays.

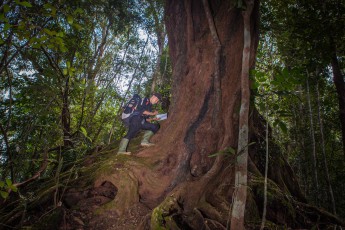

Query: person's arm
[[146, 117, 160, 122], [142, 110, 158, 116]]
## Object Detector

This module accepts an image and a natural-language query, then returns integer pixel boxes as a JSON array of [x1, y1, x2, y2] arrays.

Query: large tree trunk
[[161, 0, 259, 178]]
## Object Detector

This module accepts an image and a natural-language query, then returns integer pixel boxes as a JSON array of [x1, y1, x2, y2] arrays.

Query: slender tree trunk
[[147, 0, 166, 93], [260, 107, 269, 230], [306, 76, 319, 204], [298, 88, 310, 195], [0, 67, 14, 181], [330, 51, 345, 159], [77, 72, 88, 132], [62, 76, 72, 148], [150, 41, 164, 93], [316, 82, 336, 215], [122, 36, 149, 105], [150, 30, 165, 93], [231, 1, 254, 229]]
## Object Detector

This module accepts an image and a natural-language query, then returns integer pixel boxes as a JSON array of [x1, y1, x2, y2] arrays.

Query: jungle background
[[0, 0, 345, 229]]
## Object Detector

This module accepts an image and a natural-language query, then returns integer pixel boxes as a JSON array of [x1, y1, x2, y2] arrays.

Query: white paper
[[156, 113, 167, 121]]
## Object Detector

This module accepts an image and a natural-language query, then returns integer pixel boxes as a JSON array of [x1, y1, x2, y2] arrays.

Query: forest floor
[[60, 134, 154, 230]]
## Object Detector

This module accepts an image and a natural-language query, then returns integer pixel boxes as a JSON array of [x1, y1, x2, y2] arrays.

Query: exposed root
[[204, 218, 226, 230], [198, 201, 225, 226], [150, 194, 182, 229]]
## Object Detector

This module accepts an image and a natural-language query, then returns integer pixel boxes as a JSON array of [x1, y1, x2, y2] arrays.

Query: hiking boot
[[141, 131, 155, 147], [118, 138, 131, 155], [141, 142, 155, 147]]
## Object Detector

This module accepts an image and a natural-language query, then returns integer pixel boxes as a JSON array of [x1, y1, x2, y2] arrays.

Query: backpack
[[121, 94, 142, 125]]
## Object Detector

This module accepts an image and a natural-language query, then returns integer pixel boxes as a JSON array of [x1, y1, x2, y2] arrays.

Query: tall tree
[[230, 0, 254, 228]]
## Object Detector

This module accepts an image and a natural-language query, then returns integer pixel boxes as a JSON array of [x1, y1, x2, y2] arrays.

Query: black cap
[[152, 92, 162, 101]]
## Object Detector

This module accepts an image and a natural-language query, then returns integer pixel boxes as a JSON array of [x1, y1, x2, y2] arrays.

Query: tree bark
[[202, 0, 222, 127], [230, 1, 254, 229]]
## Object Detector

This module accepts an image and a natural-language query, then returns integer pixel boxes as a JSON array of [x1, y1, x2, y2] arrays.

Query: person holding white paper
[[118, 92, 163, 155]]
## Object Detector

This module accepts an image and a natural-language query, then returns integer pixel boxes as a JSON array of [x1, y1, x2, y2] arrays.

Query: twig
[[13, 150, 49, 188]]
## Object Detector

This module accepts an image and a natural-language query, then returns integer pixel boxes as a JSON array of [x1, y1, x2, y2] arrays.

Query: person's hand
[[146, 117, 160, 122], [143, 110, 158, 116]]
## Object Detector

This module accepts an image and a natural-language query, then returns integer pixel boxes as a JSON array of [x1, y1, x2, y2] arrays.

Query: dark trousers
[[124, 115, 159, 140]]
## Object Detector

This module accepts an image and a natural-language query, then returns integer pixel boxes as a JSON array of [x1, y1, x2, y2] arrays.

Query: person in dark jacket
[[118, 93, 162, 155]]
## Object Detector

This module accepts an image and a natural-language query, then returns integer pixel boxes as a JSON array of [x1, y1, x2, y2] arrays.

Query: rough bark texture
[[2, 0, 345, 229], [231, 1, 254, 229]]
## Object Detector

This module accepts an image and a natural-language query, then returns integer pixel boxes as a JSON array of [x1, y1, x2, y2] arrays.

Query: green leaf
[[56, 32, 64, 37], [0, 181, 4, 187], [247, 142, 255, 147], [6, 178, 12, 186], [226, 147, 236, 154], [73, 23, 83, 31], [32, 43, 41, 48], [44, 4, 57, 17], [63, 69, 68, 75], [0, 14, 5, 21], [44, 28, 56, 36], [4, 23, 11, 31], [208, 147, 236, 157], [51, 7, 57, 17], [10, 185, 18, 192], [43, 3, 52, 9], [59, 45, 68, 52], [278, 121, 288, 133], [74, 8, 83, 15], [80, 127, 87, 137], [3, 4, 10, 13], [273, 120, 278, 127], [0, 191, 9, 199], [251, 81, 259, 90], [208, 152, 225, 158], [67, 15, 73, 24], [19, 1, 32, 7], [281, 68, 289, 77]]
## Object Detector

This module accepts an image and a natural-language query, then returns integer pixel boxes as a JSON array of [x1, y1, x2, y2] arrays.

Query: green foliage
[[208, 143, 256, 158], [0, 0, 168, 196], [257, 0, 345, 218], [0, 179, 18, 199], [208, 147, 236, 157]]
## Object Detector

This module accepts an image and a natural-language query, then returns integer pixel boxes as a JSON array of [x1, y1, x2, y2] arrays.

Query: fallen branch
[[13, 150, 49, 188]]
